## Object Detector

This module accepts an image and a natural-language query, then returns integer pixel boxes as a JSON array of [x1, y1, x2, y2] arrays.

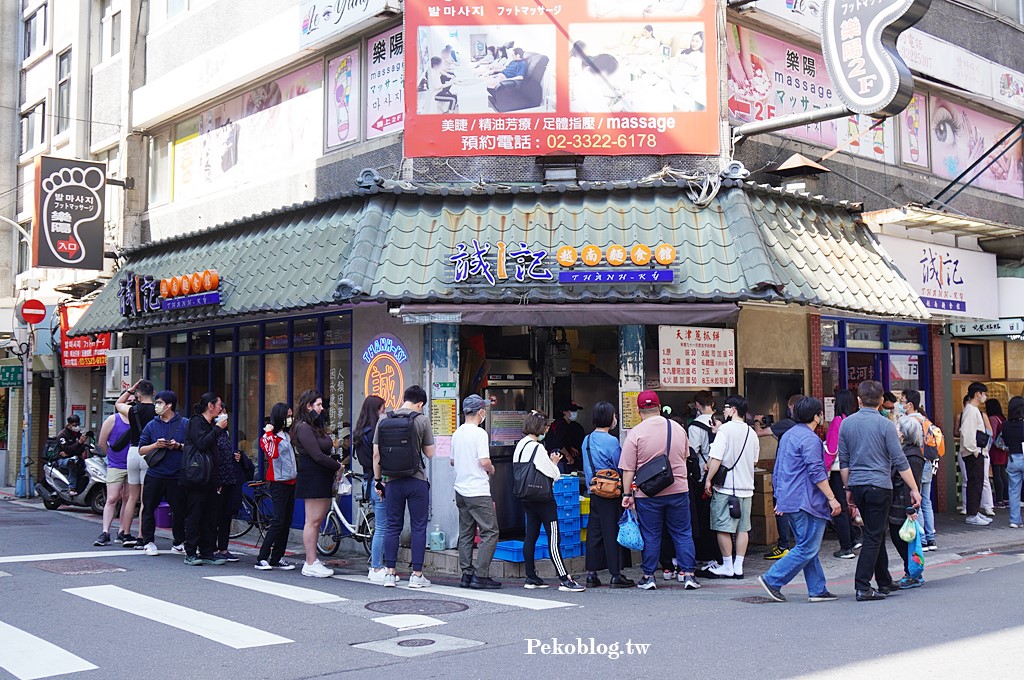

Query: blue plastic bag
[[617, 508, 644, 552], [907, 519, 924, 580]]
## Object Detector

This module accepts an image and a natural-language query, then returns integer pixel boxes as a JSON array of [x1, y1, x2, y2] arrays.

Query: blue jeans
[[383, 477, 429, 572], [920, 463, 936, 542], [58, 458, 79, 492], [1008, 455, 1024, 525], [635, 492, 696, 576], [762, 510, 828, 596], [365, 479, 388, 569]]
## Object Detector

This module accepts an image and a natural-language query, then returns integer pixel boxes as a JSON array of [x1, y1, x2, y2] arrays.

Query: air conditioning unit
[[105, 348, 143, 398]]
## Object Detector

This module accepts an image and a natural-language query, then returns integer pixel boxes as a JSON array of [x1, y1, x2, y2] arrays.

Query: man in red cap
[[620, 391, 700, 590]]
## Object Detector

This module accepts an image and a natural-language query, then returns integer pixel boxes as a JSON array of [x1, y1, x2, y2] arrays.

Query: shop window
[[820, 319, 840, 348], [956, 342, 986, 376], [325, 348, 351, 445], [190, 329, 212, 354], [189, 358, 211, 409], [889, 325, 923, 352], [148, 362, 166, 390], [168, 362, 186, 403], [149, 335, 167, 359], [846, 323, 883, 350], [239, 325, 260, 352], [264, 322, 289, 351], [889, 355, 923, 394], [213, 356, 234, 423], [294, 318, 319, 348], [237, 355, 261, 462], [169, 332, 187, 357], [324, 314, 352, 345], [214, 327, 234, 353], [264, 354, 288, 409], [292, 352, 319, 420], [56, 49, 71, 134], [822, 351, 840, 397]]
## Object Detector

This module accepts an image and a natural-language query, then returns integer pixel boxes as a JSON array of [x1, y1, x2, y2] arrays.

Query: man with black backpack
[[373, 385, 436, 588]]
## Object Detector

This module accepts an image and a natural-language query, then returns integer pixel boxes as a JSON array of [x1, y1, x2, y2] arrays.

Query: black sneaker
[[757, 575, 786, 602], [637, 575, 657, 590], [93, 532, 111, 547], [585, 573, 602, 588], [559, 578, 586, 592], [609, 575, 636, 588], [460, 573, 474, 588], [470, 576, 502, 589], [524, 576, 549, 589], [119, 534, 138, 548], [809, 591, 839, 602], [833, 548, 856, 559]]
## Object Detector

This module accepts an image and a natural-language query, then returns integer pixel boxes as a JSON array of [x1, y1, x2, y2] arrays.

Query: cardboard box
[[751, 491, 775, 517], [754, 471, 773, 494], [750, 514, 780, 546]]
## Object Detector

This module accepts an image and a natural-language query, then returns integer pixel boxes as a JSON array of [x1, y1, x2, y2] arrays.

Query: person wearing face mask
[[545, 401, 585, 473], [256, 402, 297, 570], [138, 391, 188, 556], [881, 392, 899, 423], [756, 397, 842, 603], [55, 415, 89, 496], [293, 389, 341, 578], [354, 395, 388, 582], [181, 392, 229, 566]]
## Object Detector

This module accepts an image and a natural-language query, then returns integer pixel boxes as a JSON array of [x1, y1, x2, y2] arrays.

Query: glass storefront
[[145, 312, 353, 460]]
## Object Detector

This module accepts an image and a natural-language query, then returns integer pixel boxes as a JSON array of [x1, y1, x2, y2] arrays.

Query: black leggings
[[888, 522, 910, 575], [213, 485, 237, 552], [523, 498, 567, 579], [993, 463, 1009, 503]]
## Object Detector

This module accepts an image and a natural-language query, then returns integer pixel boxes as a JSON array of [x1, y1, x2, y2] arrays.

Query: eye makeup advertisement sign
[[404, 0, 719, 157]]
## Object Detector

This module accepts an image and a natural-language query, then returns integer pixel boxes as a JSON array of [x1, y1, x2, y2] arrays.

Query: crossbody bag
[[635, 419, 675, 497], [586, 436, 623, 499]]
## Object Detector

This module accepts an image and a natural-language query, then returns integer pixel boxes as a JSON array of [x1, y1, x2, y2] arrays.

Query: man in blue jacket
[[138, 390, 188, 556]]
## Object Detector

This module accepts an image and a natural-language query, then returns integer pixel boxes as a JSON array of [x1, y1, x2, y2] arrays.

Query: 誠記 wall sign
[[820, 0, 932, 116], [363, 334, 408, 411], [118, 269, 222, 317]]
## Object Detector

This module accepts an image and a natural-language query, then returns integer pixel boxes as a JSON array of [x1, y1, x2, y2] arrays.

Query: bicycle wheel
[[317, 512, 342, 557], [358, 512, 375, 556], [229, 495, 256, 539], [254, 493, 275, 538]]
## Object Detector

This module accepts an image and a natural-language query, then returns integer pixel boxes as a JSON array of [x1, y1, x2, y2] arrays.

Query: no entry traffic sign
[[17, 299, 46, 325]]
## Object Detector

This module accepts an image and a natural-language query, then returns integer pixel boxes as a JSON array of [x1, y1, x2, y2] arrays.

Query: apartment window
[[56, 49, 71, 134], [23, 5, 47, 60], [20, 102, 45, 155], [110, 12, 121, 56], [148, 129, 172, 205], [17, 236, 30, 275]]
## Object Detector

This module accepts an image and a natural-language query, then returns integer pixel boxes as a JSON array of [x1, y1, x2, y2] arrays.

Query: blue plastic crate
[[561, 543, 582, 559], [559, 529, 581, 547], [556, 490, 580, 505], [558, 516, 581, 533], [494, 541, 525, 563], [581, 514, 589, 528], [534, 545, 551, 559], [557, 505, 580, 521]]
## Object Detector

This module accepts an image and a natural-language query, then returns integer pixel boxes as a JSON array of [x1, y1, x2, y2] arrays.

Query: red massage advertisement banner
[[404, 0, 719, 157]]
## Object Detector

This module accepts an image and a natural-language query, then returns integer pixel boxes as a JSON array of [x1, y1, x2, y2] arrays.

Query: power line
[[0, 104, 121, 131]]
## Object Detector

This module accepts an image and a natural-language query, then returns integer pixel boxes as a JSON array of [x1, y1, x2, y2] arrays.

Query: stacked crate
[[750, 467, 780, 546], [554, 476, 582, 558]]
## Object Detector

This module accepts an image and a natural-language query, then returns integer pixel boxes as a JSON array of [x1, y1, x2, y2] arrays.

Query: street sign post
[[16, 299, 46, 325], [0, 362, 23, 387]]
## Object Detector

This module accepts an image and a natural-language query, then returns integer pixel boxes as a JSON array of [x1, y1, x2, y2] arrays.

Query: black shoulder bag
[[711, 427, 751, 488], [513, 442, 554, 501], [635, 419, 675, 497]]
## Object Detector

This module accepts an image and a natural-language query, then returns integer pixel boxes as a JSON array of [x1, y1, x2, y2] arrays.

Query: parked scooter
[[35, 437, 108, 515]]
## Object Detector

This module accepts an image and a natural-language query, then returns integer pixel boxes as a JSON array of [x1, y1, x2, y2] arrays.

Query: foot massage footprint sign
[[35, 157, 106, 270]]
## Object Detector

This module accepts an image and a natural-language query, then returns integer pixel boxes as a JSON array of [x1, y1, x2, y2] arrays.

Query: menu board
[[658, 326, 736, 388], [434, 435, 452, 459], [490, 410, 527, 446], [621, 392, 641, 430], [430, 399, 458, 436]]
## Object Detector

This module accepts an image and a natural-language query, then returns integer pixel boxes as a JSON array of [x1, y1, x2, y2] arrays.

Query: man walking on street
[[374, 385, 436, 588], [961, 382, 993, 527], [452, 394, 501, 589], [620, 391, 700, 591], [839, 380, 922, 601]]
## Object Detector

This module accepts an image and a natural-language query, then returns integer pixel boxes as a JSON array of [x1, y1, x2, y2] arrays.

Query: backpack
[[921, 417, 945, 460], [182, 431, 213, 487], [376, 411, 424, 478]]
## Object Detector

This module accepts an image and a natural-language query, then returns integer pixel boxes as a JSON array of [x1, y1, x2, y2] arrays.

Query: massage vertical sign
[[404, 0, 719, 157], [363, 334, 408, 411], [33, 156, 107, 271], [821, 0, 931, 116]]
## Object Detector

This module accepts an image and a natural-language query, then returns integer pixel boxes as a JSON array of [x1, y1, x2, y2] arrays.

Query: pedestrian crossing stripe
[[64, 585, 292, 649], [330, 575, 578, 610], [203, 575, 347, 604], [0, 619, 98, 680]]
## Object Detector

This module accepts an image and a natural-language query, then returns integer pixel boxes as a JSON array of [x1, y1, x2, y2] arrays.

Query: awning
[[396, 302, 741, 326], [867, 205, 1024, 259], [72, 179, 929, 336]]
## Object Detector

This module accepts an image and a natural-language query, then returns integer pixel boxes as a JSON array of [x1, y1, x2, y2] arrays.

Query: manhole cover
[[322, 559, 350, 568], [33, 560, 127, 575], [365, 599, 469, 615], [397, 639, 436, 648], [733, 596, 776, 605]]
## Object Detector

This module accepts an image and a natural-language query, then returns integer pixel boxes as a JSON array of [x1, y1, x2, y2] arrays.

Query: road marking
[[0, 550, 150, 564], [0, 571, 10, 577], [64, 585, 292, 649], [331, 575, 577, 610], [0, 620, 98, 679], [352, 633, 484, 658], [203, 575, 347, 604], [372, 614, 446, 631]]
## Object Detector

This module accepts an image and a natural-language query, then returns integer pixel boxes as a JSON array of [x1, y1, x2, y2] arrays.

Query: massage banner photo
[[404, 0, 719, 157]]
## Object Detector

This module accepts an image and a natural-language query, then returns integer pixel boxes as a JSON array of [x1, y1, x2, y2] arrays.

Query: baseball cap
[[462, 394, 489, 413], [559, 400, 582, 413], [338, 427, 351, 440], [637, 390, 661, 410]]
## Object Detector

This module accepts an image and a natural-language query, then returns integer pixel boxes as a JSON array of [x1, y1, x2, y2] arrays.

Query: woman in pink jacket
[[825, 390, 860, 559]]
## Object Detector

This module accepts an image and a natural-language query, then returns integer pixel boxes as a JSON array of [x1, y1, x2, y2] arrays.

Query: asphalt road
[[3, 497, 1024, 680]]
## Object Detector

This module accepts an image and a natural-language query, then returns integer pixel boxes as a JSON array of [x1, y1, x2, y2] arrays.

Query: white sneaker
[[983, 508, 996, 517], [171, 544, 185, 555], [705, 562, 735, 578], [144, 542, 159, 556], [408, 573, 432, 588], [966, 515, 987, 526], [368, 568, 387, 583], [255, 560, 273, 570], [383, 572, 397, 587], [1010, 523, 1021, 529], [301, 560, 334, 578], [978, 513, 993, 524]]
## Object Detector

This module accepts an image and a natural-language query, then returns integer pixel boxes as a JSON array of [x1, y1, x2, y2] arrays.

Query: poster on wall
[[927, 96, 1024, 199], [728, 27, 896, 161], [899, 93, 930, 169], [172, 63, 324, 203], [366, 25, 405, 139], [60, 304, 110, 368], [658, 326, 736, 388], [404, 0, 719, 157], [326, 49, 361, 148]]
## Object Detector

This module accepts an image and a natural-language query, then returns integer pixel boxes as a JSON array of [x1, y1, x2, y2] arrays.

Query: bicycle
[[316, 471, 375, 557], [229, 481, 275, 542]]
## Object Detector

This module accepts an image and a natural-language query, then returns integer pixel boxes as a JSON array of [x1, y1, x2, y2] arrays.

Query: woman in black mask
[[292, 389, 341, 578]]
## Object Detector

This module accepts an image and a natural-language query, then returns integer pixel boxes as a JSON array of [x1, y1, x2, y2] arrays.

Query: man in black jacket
[[56, 415, 89, 495]]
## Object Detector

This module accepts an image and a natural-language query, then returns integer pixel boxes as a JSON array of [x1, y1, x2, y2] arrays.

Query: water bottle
[[428, 525, 446, 551]]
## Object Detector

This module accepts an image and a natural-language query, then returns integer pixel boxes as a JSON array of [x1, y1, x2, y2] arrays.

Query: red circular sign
[[18, 299, 46, 325]]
